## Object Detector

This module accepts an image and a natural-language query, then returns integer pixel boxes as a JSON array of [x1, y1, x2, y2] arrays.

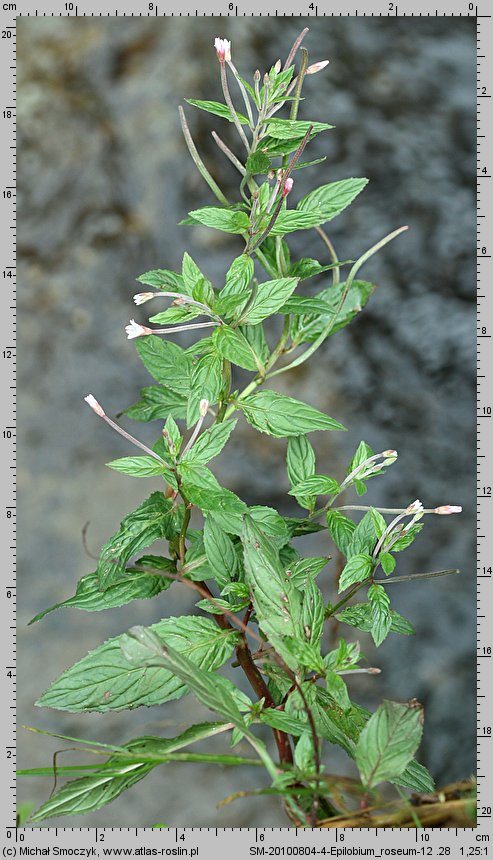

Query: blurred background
[[18, 16, 476, 826]]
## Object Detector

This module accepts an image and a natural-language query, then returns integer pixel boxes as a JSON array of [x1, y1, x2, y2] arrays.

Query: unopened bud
[[282, 178, 294, 197], [214, 37, 231, 63], [273, 59, 282, 73], [254, 70, 261, 83], [367, 667, 382, 675], [306, 59, 330, 75], [406, 499, 423, 515], [199, 399, 209, 417], [434, 505, 462, 515], [133, 292, 154, 306], [125, 320, 153, 340], [382, 449, 398, 458], [84, 394, 105, 418], [263, 73, 269, 85]]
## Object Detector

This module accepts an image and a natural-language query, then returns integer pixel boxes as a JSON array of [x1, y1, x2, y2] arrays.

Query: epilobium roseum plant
[[28, 31, 462, 827]]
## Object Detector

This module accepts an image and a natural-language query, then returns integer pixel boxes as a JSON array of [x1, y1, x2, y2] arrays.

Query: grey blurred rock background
[[18, 17, 476, 826]]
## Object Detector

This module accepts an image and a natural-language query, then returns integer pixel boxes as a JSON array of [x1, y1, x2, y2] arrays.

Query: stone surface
[[18, 17, 475, 826]]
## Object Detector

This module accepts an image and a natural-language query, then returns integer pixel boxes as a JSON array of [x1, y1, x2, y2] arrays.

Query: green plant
[[25, 30, 462, 827]]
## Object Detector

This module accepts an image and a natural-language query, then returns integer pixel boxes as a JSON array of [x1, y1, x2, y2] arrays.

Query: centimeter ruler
[[0, 0, 488, 853]]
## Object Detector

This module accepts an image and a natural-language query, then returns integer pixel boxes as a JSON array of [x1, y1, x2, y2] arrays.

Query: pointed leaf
[[326, 511, 356, 556], [97, 493, 178, 590], [36, 617, 238, 713], [297, 178, 368, 222], [106, 456, 170, 479], [181, 420, 236, 466], [238, 390, 346, 437], [135, 336, 192, 396], [214, 326, 264, 372], [238, 277, 299, 325], [186, 99, 249, 125], [355, 700, 424, 789], [338, 553, 373, 593], [203, 514, 240, 589], [187, 207, 250, 235], [124, 385, 188, 422]]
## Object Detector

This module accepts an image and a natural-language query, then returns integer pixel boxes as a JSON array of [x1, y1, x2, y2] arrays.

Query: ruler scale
[[3, 0, 487, 853]]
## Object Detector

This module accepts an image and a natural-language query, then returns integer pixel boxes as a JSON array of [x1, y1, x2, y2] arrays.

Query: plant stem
[[267, 226, 409, 380], [178, 107, 229, 206]]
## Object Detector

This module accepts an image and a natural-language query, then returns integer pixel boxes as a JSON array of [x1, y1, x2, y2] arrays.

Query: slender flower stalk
[[372, 500, 424, 560], [125, 320, 218, 339], [133, 291, 221, 320], [227, 60, 255, 128], [178, 106, 229, 206], [216, 39, 250, 152], [84, 395, 167, 464], [211, 131, 247, 176]]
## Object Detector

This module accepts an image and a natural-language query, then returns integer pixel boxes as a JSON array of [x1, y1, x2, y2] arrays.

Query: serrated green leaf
[[238, 323, 270, 365], [287, 556, 328, 588], [379, 552, 396, 576], [301, 577, 325, 649], [338, 553, 373, 593], [392, 759, 435, 793], [286, 435, 316, 511], [349, 440, 374, 474], [263, 119, 333, 139], [269, 210, 328, 236], [246, 151, 271, 174], [181, 420, 236, 466], [292, 280, 376, 345], [203, 514, 240, 589], [326, 511, 356, 556], [179, 464, 247, 514], [185, 99, 249, 125], [213, 326, 264, 373], [106, 456, 170, 479], [278, 297, 337, 316], [289, 475, 340, 498], [334, 603, 415, 637], [36, 617, 238, 713], [29, 722, 230, 822], [120, 628, 257, 740], [241, 516, 302, 670], [136, 269, 184, 291], [181, 252, 214, 305], [214, 255, 254, 318], [187, 207, 250, 235], [135, 336, 192, 396], [212, 504, 289, 546], [326, 671, 351, 712], [124, 386, 188, 422], [28, 564, 174, 625], [298, 178, 368, 222], [355, 700, 423, 789], [238, 390, 346, 438], [391, 523, 423, 552], [97, 493, 178, 590], [368, 583, 392, 647], [348, 510, 378, 558], [237, 277, 299, 325], [187, 351, 223, 426]]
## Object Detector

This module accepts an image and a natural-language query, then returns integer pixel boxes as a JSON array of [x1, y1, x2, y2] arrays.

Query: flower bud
[[434, 505, 462, 515], [254, 70, 261, 83], [199, 399, 209, 417], [84, 394, 105, 418], [273, 59, 282, 73], [406, 499, 423, 515], [382, 449, 398, 458], [306, 60, 330, 75], [125, 319, 153, 340], [214, 37, 231, 63], [282, 178, 294, 197], [133, 292, 154, 306]]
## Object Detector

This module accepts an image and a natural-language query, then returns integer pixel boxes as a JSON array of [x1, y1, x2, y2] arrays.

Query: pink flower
[[214, 37, 231, 63], [125, 319, 152, 340], [199, 399, 210, 417], [133, 292, 154, 306], [434, 505, 462, 515], [84, 394, 105, 418], [282, 178, 294, 198], [306, 60, 330, 75]]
